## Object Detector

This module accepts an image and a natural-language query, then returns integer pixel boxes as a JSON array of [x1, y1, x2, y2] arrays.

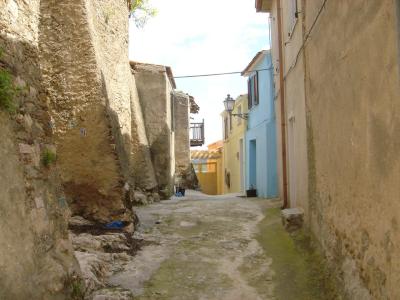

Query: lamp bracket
[[231, 113, 248, 120]]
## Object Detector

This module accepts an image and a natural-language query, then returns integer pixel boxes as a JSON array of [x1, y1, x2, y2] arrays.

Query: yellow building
[[221, 95, 248, 194], [191, 141, 224, 195]]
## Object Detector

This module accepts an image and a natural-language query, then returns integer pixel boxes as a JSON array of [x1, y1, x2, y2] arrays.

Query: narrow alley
[[100, 191, 337, 300], [1, 0, 400, 299]]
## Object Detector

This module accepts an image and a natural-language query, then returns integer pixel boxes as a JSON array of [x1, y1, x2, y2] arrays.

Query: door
[[239, 138, 244, 193], [249, 139, 257, 190]]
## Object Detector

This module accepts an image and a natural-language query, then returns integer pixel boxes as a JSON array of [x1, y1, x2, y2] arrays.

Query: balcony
[[190, 120, 205, 147]]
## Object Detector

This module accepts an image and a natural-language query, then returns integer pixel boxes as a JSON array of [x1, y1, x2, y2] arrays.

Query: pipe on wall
[[276, 0, 289, 208]]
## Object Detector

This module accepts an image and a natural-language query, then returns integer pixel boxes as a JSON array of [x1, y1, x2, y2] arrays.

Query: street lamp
[[223, 94, 235, 113], [223, 94, 248, 120]]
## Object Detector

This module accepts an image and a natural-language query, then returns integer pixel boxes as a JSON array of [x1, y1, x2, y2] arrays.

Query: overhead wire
[[173, 67, 273, 79], [284, 0, 329, 80]]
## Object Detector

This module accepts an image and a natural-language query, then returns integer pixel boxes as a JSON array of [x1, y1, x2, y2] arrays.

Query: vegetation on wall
[[0, 50, 18, 113], [42, 149, 57, 167], [129, 0, 157, 28]]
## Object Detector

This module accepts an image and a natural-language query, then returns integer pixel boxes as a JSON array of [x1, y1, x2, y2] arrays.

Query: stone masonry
[[0, 0, 80, 298], [131, 62, 176, 199]]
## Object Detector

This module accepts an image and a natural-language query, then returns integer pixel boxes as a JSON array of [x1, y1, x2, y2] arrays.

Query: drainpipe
[[396, 0, 400, 79], [276, 0, 289, 209]]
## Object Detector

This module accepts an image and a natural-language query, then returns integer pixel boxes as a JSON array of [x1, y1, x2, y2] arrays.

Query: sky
[[129, 0, 270, 147]]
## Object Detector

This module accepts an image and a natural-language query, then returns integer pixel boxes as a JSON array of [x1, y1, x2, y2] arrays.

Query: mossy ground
[[254, 207, 339, 300]]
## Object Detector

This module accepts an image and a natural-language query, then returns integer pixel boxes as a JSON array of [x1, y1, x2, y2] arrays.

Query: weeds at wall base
[[42, 149, 57, 167]]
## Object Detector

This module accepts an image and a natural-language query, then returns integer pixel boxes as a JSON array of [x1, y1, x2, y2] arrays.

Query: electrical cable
[[174, 67, 273, 79], [284, 0, 329, 80]]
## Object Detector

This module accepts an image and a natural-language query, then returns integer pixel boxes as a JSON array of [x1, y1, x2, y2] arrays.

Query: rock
[[23, 114, 33, 132], [92, 287, 135, 300], [146, 193, 154, 204], [133, 191, 148, 205], [31, 121, 44, 138], [152, 192, 161, 202], [19, 143, 35, 154], [123, 223, 135, 234], [34, 196, 45, 209], [74, 251, 109, 293], [69, 216, 96, 227], [71, 233, 103, 252], [71, 232, 130, 253], [281, 208, 304, 232], [180, 221, 196, 228]]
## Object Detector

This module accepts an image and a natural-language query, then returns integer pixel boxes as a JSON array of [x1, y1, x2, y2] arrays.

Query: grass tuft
[[42, 149, 57, 167]]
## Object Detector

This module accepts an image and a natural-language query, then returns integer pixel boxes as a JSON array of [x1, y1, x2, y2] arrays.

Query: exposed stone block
[[281, 208, 304, 232]]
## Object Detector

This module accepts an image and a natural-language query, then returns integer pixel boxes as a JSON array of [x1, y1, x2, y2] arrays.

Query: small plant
[[42, 149, 57, 167], [0, 53, 18, 113], [0, 48, 18, 113], [64, 273, 86, 300], [129, 0, 157, 28]]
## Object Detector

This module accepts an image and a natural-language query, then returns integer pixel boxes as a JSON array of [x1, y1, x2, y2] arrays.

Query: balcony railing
[[190, 120, 205, 147]]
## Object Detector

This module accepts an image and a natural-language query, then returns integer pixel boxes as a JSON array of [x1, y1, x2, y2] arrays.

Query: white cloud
[[129, 0, 270, 147]]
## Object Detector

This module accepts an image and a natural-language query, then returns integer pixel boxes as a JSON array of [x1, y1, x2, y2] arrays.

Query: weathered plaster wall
[[173, 91, 190, 176], [280, 0, 309, 211], [133, 62, 175, 198], [0, 0, 79, 298], [304, 1, 400, 298]]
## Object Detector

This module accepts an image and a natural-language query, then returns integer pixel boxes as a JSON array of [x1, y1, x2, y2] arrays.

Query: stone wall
[[38, 0, 159, 221], [173, 91, 191, 176], [86, 0, 158, 194], [39, 0, 127, 222], [132, 62, 176, 198], [0, 0, 79, 298], [303, 1, 400, 298]]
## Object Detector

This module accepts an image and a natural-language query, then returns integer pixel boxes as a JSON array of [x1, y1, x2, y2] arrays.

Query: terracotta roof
[[241, 50, 270, 76], [191, 150, 222, 160]]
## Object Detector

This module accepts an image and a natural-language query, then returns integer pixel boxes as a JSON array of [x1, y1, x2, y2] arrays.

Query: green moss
[[0, 69, 18, 113], [0, 49, 19, 113], [255, 208, 339, 300], [42, 149, 57, 167], [137, 256, 233, 300]]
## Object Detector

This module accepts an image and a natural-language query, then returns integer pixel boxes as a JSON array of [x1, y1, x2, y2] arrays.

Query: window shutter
[[254, 72, 259, 105], [247, 78, 252, 109]]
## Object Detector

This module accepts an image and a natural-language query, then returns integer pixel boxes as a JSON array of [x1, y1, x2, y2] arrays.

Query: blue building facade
[[243, 50, 278, 198]]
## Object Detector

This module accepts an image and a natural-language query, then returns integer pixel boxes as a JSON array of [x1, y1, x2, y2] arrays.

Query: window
[[288, 0, 298, 37], [237, 105, 242, 125], [247, 72, 259, 109]]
